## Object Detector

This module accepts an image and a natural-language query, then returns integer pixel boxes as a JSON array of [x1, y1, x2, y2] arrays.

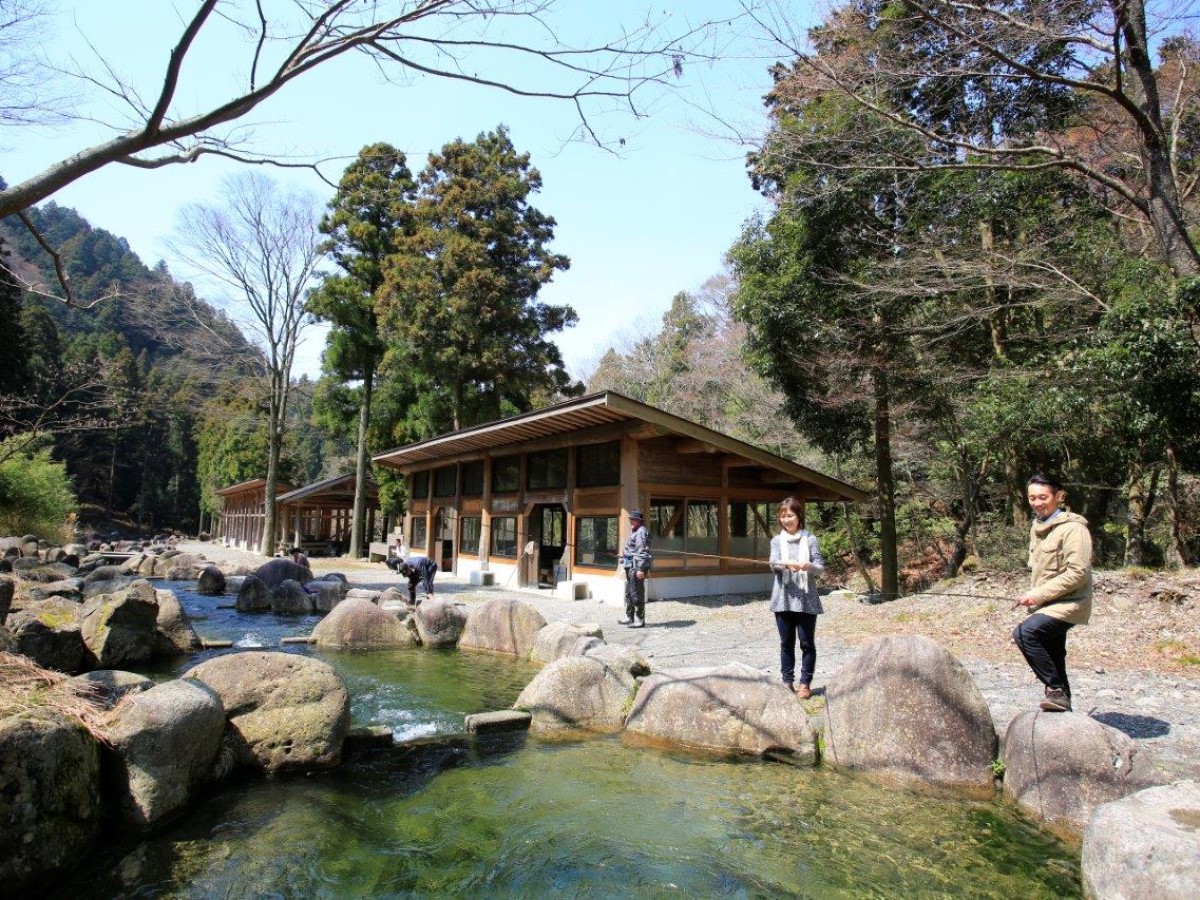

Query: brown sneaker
[[1040, 688, 1072, 712], [795, 684, 812, 700]]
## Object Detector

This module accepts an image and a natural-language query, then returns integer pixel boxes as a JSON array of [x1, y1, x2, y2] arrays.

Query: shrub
[[0, 434, 77, 542]]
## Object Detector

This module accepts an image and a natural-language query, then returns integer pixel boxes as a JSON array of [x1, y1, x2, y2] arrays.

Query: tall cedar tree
[[380, 126, 579, 432], [310, 144, 416, 557]]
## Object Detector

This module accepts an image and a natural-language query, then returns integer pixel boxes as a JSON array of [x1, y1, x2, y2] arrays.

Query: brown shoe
[[795, 684, 812, 700]]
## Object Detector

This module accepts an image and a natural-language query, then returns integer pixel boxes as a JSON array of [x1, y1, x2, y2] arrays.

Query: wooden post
[[619, 435, 639, 545], [480, 457, 492, 570]]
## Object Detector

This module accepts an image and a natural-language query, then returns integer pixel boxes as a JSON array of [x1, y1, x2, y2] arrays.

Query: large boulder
[[103, 679, 226, 829], [183, 651, 350, 773], [27, 578, 84, 603], [134, 554, 159, 577], [311, 598, 416, 649], [378, 587, 409, 605], [1002, 710, 1159, 840], [252, 558, 312, 591], [82, 564, 127, 585], [1082, 780, 1200, 898], [572, 638, 652, 678], [271, 579, 314, 615], [306, 580, 344, 614], [531, 621, 604, 665], [824, 635, 997, 797], [82, 575, 138, 599], [625, 662, 818, 764], [69, 669, 154, 708], [0, 574, 14, 621], [80, 580, 160, 669], [7, 598, 86, 673], [23, 562, 76, 583], [153, 589, 201, 655], [458, 598, 547, 658], [236, 575, 271, 612], [412, 598, 469, 648], [195, 565, 226, 596], [0, 711, 102, 891], [515, 656, 637, 733]]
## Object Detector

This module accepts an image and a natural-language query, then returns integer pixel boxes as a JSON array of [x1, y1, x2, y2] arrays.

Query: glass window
[[575, 516, 618, 567], [435, 507, 456, 541], [687, 499, 720, 557], [576, 441, 620, 487], [410, 514, 427, 549], [460, 516, 482, 555], [410, 471, 429, 501], [492, 455, 519, 493], [526, 449, 567, 490], [433, 466, 457, 497], [461, 461, 484, 496], [649, 500, 684, 564], [728, 501, 773, 562], [490, 516, 517, 558]]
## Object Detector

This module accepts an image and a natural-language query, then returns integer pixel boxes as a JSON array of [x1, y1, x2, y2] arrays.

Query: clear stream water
[[52, 585, 1082, 898]]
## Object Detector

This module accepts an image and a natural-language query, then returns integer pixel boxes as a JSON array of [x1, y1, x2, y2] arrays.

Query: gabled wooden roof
[[373, 391, 869, 502], [277, 472, 378, 507], [215, 478, 294, 497]]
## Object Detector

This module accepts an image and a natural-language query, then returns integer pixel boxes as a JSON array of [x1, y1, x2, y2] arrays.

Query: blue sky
[[5, 2, 810, 380]]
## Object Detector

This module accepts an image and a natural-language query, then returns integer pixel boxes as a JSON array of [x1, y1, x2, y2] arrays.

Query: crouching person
[[396, 556, 438, 604]]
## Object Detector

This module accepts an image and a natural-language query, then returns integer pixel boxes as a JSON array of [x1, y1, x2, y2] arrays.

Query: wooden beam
[[675, 438, 719, 454]]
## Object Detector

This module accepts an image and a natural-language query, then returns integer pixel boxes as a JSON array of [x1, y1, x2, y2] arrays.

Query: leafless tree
[[0, 0, 65, 129], [0, 0, 744, 305], [170, 172, 323, 555]]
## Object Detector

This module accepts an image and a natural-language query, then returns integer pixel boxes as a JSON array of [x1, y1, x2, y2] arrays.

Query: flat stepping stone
[[344, 725, 394, 750], [464, 710, 532, 734]]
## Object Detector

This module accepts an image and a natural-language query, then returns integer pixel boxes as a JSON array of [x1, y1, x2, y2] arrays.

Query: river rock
[[572, 639, 652, 678], [153, 589, 201, 654], [311, 597, 415, 649], [134, 554, 159, 577], [271, 579, 314, 615], [183, 651, 350, 772], [378, 587, 408, 605], [412, 598, 468, 648], [0, 711, 101, 891], [24, 562, 76, 583], [306, 580, 344, 614], [80, 580, 160, 669], [252, 558, 312, 590], [531, 621, 604, 665], [82, 564, 127, 585], [0, 574, 14, 621], [28, 578, 84, 603], [224, 575, 247, 594], [458, 597, 547, 658], [515, 655, 637, 733], [236, 575, 271, 612], [195, 565, 226, 595], [82, 575, 138, 599], [103, 679, 226, 829], [824, 635, 997, 797], [345, 587, 382, 602], [69, 669, 154, 708], [1002, 710, 1159, 840], [7, 598, 86, 672], [626, 662, 818, 764], [1082, 780, 1200, 898]]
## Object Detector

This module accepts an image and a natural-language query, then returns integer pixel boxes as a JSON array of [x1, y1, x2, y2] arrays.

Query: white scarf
[[780, 529, 810, 593]]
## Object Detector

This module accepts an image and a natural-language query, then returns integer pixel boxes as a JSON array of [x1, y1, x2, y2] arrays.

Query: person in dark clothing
[[617, 509, 652, 628], [392, 555, 438, 604]]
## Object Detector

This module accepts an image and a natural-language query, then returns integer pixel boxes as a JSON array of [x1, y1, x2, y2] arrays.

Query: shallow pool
[[53, 586, 1082, 898]]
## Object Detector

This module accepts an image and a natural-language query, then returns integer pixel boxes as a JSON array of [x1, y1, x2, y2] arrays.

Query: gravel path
[[184, 542, 1200, 782]]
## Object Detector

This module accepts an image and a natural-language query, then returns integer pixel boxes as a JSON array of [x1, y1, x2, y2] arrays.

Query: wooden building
[[373, 391, 868, 601], [215, 473, 380, 557], [277, 473, 380, 557], [214, 478, 293, 552]]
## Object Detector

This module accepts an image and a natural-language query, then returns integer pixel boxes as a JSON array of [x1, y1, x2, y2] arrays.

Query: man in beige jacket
[[1013, 473, 1093, 713]]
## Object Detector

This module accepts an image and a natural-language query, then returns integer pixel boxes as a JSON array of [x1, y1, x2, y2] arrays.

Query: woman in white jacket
[[769, 496, 825, 699]]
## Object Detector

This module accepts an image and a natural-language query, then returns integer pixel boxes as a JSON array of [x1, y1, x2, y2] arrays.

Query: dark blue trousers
[[775, 610, 817, 687]]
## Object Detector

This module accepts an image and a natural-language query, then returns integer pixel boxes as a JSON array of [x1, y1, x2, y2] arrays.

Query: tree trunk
[[348, 362, 374, 559], [260, 380, 282, 557], [1004, 447, 1026, 526], [873, 361, 899, 601], [1164, 443, 1188, 568], [1123, 459, 1158, 567]]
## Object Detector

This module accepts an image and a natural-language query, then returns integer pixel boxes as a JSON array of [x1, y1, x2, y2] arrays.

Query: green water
[[53, 644, 1081, 899]]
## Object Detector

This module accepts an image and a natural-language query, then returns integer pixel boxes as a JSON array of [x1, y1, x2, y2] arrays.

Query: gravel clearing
[[182, 541, 1200, 782]]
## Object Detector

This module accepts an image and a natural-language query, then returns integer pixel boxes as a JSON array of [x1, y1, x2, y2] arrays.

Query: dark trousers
[[1013, 613, 1075, 696], [775, 610, 817, 686], [624, 569, 646, 621], [406, 560, 438, 602]]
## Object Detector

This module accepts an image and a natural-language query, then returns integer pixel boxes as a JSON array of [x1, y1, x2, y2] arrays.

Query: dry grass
[[0, 652, 114, 743]]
